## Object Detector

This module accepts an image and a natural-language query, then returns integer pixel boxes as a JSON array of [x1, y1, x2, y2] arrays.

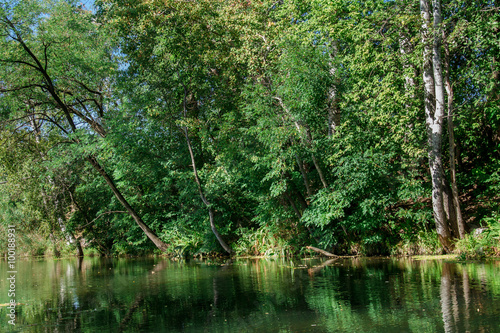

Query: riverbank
[[2, 223, 499, 260]]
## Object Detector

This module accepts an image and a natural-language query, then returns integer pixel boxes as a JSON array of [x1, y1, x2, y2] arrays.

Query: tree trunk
[[443, 34, 465, 239], [57, 215, 84, 256], [306, 130, 328, 189], [284, 192, 302, 220], [277, 98, 328, 191], [181, 87, 232, 255], [327, 39, 341, 136], [284, 175, 320, 242], [421, 0, 452, 251], [49, 232, 61, 258], [47, 173, 85, 257], [286, 177, 309, 211], [443, 180, 459, 238], [6, 16, 164, 254], [295, 154, 313, 197], [86, 155, 169, 253], [75, 239, 84, 257]]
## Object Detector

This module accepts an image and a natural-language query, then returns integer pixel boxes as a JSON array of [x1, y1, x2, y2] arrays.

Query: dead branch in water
[[306, 246, 338, 257]]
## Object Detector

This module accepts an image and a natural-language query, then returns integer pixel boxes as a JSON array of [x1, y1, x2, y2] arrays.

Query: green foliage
[[234, 226, 297, 257], [455, 213, 500, 260], [160, 226, 204, 257], [1, 0, 498, 257], [391, 231, 443, 256]]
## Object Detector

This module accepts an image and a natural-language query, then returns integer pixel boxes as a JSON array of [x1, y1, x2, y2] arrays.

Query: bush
[[455, 213, 500, 260], [234, 227, 294, 257], [391, 230, 443, 256]]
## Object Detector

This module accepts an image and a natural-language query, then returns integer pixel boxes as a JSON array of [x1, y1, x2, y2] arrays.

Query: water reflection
[[0, 257, 499, 332], [439, 262, 500, 333]]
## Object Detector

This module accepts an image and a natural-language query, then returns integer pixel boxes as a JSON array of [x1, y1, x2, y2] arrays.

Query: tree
[[0, 0, 169, 252], [420, 0, 453, 250]]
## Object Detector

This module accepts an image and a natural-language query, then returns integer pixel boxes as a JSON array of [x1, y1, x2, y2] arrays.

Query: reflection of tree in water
[[303, 259, 500, 333], [115, 258, 295, 332], [117, 259, 168, 331], [439, 262, 500, 333], [303, 259, 424, 332], [440, 263, 457, 333], [7, 258, 500, 332]]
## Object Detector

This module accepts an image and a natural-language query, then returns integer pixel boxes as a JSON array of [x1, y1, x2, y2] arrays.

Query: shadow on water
[[0, 257, 499, 332]]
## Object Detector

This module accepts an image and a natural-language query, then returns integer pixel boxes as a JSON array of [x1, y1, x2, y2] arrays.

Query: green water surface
[[1, 257, 499, 332]]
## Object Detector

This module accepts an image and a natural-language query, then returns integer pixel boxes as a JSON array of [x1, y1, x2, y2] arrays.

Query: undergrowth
[[455, 213, 500, 260]]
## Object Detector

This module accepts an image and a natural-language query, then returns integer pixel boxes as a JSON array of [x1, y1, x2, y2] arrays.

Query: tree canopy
[[1, 0, 498, 257]]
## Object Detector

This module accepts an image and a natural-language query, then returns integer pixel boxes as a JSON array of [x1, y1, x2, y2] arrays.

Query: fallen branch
[[306, 246, 338, 257]]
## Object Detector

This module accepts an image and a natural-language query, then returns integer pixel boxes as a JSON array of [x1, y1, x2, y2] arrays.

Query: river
[[1, 257, 499, 332]]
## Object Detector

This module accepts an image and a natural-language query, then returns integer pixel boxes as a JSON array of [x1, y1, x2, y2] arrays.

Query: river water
[[1, 257, 499, 332]]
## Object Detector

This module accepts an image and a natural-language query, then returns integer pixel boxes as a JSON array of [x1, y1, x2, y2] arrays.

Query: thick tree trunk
[[446, 98, 465, 239], [443, 36, 465, 239], [421, 0, 452, 251], [86, 155, 169, 253], [75, 239, 84, 257], [443, 180, 459, 238], [432, 0, 453, 249]]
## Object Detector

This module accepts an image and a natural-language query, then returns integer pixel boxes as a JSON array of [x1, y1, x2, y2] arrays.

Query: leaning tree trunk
[[182, 127, 233, 255], [306, 130, 328, 189], [86, 156, 169, 253], [421, 0, 452, 251], [181, 87, 232, 255], [295, 154, 313, 197], [5, 16, 166, 254], [279, 98, 328, 193]]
